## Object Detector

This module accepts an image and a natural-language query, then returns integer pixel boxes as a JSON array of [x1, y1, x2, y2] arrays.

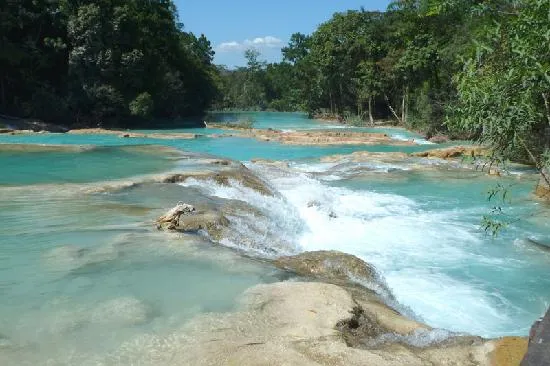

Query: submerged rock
[[274, 250, 377, 286], [43, 244, 119, 273], [90, 297, 151, 326], [102, 281, 507, 365]]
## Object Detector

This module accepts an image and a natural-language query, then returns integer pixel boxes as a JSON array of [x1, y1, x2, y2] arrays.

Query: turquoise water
[[1, 112, 550, 363], [0, 134, 436, 162], [0, 145, 176, 185]]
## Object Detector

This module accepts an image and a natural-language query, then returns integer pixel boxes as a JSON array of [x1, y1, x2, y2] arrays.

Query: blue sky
[[176, 0, 391, 67]]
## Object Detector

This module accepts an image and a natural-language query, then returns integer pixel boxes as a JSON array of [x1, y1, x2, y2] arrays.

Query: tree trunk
[[401, 85, 408, 125], [339, 80, 344, 115], [385, 94, 402, 124], [0, 77, 5, 111], [329, 90, 333, 115], [405, 85, 409, 124], [368, 97, 374, 125]]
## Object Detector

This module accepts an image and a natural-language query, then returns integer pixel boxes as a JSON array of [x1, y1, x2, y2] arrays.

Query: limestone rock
[[156, 202, 196, 230], [243, 129, 416, 146], [274, 250, 377, 286], [412, 145, 486, 159], [102, 281, 501, 366], [156, 202, 230, 241], [161, 165, 274, 196]]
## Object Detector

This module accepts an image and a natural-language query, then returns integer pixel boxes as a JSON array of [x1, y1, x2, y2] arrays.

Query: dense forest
[[0, 0, 219, 127], [2, 0, 549, 180], [215, 0, 549, 181]]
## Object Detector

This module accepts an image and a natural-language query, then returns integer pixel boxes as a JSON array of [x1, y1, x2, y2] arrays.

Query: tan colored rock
[[156, 203, 231, 241], [161, 166, 274, 196], [412, 145, 486, 159], [175, 210, 230, 241], [251, 158, 290, 169], [321, 151, 409, 163], [67, 128, 198, 139], [490, 336, 528, 366], [243, 130, 416, 146], [156, 202, 196, 230], [275, 251, 427, 336], [103, 281, 501, 366], [275, 250, 376, 286]]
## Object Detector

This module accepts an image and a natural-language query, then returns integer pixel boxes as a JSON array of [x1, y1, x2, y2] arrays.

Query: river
[[0, 112, 549, 364]]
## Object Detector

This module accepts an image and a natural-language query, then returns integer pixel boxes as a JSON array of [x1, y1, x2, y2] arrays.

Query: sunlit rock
[[274, 250, 377, 286], [156, 202, 196, 230], [100, 281, 507, 365], [412, 145, 486, 159]]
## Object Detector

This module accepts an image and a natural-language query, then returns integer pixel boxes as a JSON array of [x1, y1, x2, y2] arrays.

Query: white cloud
[[216, 36, 283, 53], [217, 41, 243, 52]]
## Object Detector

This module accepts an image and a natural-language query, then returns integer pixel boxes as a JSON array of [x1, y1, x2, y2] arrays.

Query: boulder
[[412, 146, 486, 159], [274, 250, 377, 286], [521, 308, 550, 365], [161, 166, 274, 196], [156, 203, 230, 241], [156, 202, 196, 230]]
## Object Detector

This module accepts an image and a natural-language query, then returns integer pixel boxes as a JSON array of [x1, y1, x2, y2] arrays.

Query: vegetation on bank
[[2, 0, 549, 191], [215, 0, 549, 194], [0, 0, 219, 128]]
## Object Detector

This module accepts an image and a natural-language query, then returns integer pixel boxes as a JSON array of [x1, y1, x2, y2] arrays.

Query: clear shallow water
[[1, 112, 550, 363], [0, 145, 177, 185]]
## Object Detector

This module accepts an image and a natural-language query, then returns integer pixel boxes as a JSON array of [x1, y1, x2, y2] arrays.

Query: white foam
[[391, 133, 434, 145], [176, 161, 545, 338]]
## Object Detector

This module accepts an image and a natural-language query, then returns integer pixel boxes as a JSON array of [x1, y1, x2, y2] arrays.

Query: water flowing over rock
[[161, 166, 274, 196]]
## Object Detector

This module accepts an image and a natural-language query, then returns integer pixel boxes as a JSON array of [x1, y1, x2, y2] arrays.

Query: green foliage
[[129, 92, 154, 119], [0, 0, 219, 127]]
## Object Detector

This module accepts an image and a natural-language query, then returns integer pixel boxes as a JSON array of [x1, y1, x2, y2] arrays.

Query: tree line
[[0, 0, 219, 128], [217, 0, 548, 162]]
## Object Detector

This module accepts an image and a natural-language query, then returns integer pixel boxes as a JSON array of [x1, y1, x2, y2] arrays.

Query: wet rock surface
[[274, 250, 377, 286], [98, 281, 508, 366], [522, 308, 550, 365]]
